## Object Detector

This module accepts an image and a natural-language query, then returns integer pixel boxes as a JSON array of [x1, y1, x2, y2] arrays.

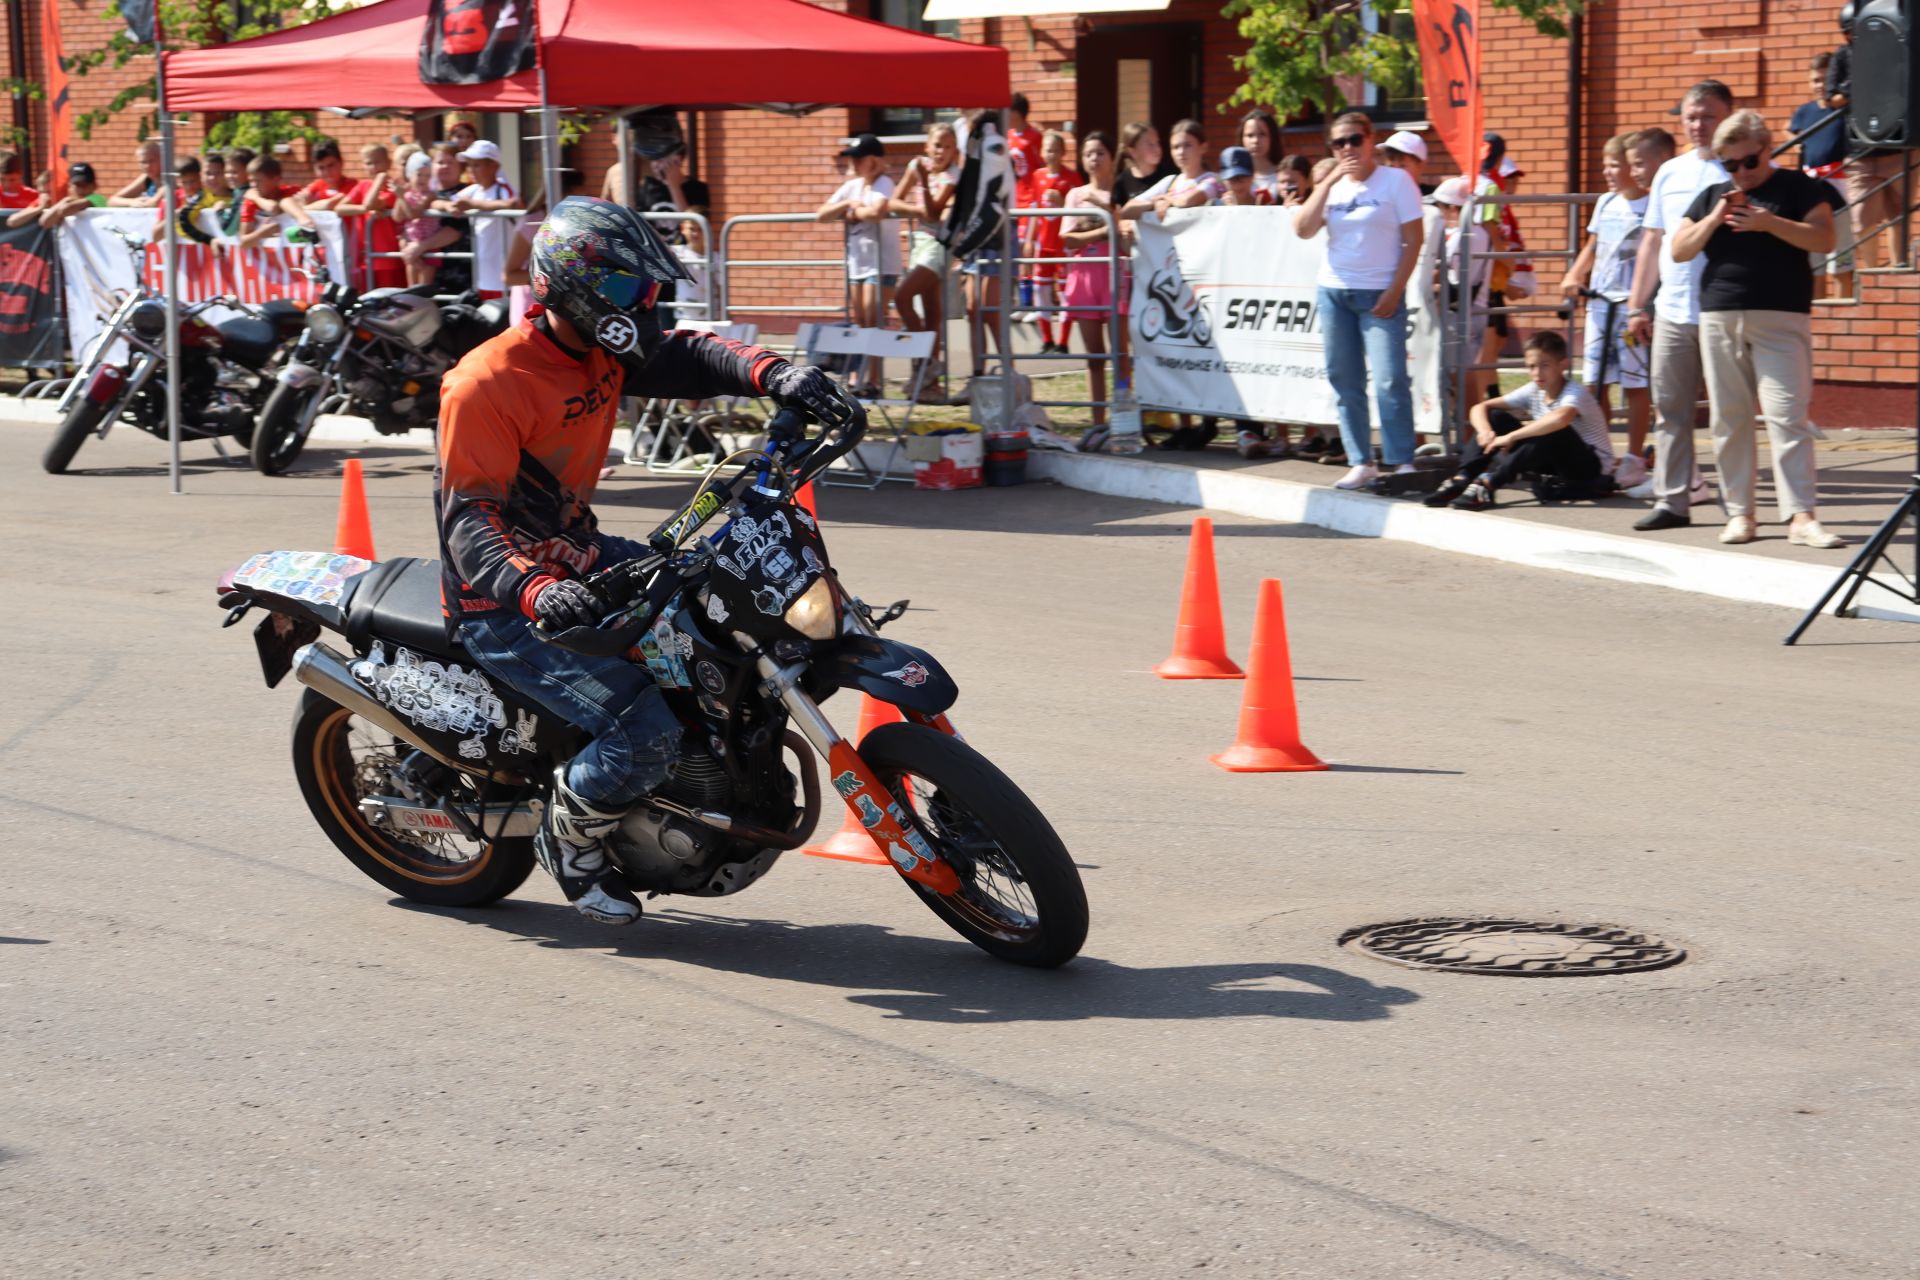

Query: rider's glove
[[764, 362, 861, 431], [522, 576, 602, 631]]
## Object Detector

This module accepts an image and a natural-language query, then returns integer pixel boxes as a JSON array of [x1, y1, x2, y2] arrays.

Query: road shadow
[[406, 902, 1418, 1026]]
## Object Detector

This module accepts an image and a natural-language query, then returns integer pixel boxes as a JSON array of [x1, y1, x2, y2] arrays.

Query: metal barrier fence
[[986, 204, 1123, 430], [1452, 191, 1596, 447], [716, 212, 852, 343]]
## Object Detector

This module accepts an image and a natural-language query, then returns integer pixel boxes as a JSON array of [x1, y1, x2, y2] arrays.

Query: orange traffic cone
[[1153, 516, 1243, 679], [802, 694, 905, 864], [795, 481, 818, 520], [1211, 579, 1326, 773], [334, 458, 376, 560]]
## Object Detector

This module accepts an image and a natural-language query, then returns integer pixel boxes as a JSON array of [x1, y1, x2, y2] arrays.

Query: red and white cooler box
[[905, 425, 983, 490]]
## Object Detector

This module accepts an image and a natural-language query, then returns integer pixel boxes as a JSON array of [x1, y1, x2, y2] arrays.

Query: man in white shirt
[[1625, 81, 1733, 530]]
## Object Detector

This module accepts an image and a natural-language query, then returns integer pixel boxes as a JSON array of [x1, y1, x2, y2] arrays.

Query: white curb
[[1031, 451, 1920, 626]]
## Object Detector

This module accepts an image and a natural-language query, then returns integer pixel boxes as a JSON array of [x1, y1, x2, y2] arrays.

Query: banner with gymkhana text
[[1129, 206, 1443, 432], [55, 208, 348, 364]]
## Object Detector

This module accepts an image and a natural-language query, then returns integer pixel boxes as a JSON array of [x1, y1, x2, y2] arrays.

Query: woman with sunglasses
[[1294, 112, 1425, 490], [1669, 109, 1846, 549]]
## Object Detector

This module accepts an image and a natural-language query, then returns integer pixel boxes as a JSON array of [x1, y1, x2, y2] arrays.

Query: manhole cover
[[1341, 918, 1685, 977]]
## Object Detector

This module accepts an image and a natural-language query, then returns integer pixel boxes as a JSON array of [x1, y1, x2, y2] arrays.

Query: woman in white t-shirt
[[1293, 111, 1426, 489], [817, 134, 901, 397]]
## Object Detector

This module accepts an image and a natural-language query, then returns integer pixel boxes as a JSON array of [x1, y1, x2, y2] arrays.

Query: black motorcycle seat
[[216, 314, 279, 365], [345, 556, 466, 659], [261, 298, 309, 332]]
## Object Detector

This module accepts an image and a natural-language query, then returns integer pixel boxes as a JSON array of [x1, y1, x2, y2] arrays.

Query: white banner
[[1130, 206, 1443, 433], [58, 208, 349, 364]]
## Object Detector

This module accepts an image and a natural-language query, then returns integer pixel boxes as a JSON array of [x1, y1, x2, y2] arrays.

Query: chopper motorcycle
[[249, 279, 506, 475], [43, 228, 308, 475], [215, 406, 1088, 967]]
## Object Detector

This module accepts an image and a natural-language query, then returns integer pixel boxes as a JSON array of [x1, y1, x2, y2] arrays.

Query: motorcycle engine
[[609, 748, 782, 897]]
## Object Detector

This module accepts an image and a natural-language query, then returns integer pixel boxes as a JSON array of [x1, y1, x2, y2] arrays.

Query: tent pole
[[537, 64, 562, 213], [158, 54, 182, 495], [615, 114, 634, 207], [996, 108, 1013, 437]]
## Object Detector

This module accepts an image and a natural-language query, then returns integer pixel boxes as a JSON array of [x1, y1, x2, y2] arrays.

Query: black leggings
[[1459, 409, 1600, 492]]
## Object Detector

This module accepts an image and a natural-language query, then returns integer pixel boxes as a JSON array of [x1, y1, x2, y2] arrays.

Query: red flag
[[43, 1, 72, 198], [1412, 0, 1482, 175]]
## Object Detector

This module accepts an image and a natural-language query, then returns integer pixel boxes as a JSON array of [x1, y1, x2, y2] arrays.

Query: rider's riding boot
[[536, 768, 643, 926]]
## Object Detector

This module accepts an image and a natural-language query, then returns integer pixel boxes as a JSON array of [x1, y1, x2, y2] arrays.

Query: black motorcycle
[[215, 406, 1088, 967], [250, 280, 505, 475], [43, 229, 307, 475]]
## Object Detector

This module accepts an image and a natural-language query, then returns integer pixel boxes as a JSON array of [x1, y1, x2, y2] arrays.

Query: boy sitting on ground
[[1426, 331, 1617, 510]]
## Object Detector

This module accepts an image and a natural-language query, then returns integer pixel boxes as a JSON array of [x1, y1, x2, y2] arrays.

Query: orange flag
[[1412, 0, 1482, 176], [43, 1, 72, 198]]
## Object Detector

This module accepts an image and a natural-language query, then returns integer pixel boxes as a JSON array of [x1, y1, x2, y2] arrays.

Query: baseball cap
[[68, 161, 96, 184], [405, 151, 433, 180], [838, 133, 885, 160], [456, 139, 501, 163], [1432, 176, 1474, 206], [1217, 146, 1254, 180], [1380, 131, 1429, 164]]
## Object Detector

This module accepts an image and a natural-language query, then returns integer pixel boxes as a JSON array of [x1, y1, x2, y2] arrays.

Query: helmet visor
[[596, 270, 662, 312]]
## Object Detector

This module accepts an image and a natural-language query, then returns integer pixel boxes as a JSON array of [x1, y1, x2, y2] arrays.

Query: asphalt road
[[4, 426, 1918, 1279]]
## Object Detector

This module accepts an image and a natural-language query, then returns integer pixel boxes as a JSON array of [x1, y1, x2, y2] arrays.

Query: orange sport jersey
[[435, 307, 780, 623]]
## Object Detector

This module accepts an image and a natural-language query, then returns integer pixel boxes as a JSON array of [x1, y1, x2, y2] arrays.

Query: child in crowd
[[889, 122, 962, 398], [0, 150, 37, 211], [337, 144, 405, 290], [672, 217, 710, 315], [1024, 128, 1083, 354], [201, 150, 231, 207], [169, 156, 219, 242], [446, 139, 517, 297], [816, 133, 900, 397], [1426, 331, 1617, 510], [1278, 155, 1313, 205], [300, 140, 353, 210], [1119, 118, 1225, 223], [1217, 146, 1271, 206], [395, 151, 443, 287], [1061, 129, 1119, 429], [1560, 131, 1652, 465], [237, 155, 318, 248]]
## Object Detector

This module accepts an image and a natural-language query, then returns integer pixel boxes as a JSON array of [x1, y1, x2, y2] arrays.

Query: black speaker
[[1852, 0, 1920, 148]]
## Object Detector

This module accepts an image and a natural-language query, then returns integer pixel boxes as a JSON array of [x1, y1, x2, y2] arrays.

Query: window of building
[[1363, 1, 1427, 121], [871, 0, 961, 137]]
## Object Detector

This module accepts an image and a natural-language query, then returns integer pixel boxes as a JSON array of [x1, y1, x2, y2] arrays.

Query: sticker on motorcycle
[[704, 592, 729, 624], [497, 707, 539, 754], [233, 549, 371, 606], [351, 641, 505, 738], [883, 661, 929, 687], [640, 618, 693, 689], [830, 770, 860, 798], [695, 660, 726, 695], [855, 794, 885, 829]]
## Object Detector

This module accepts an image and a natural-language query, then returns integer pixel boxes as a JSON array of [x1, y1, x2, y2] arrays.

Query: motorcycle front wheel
[[43, 394, 111, 474], [251, 381, 320, 475], [290, 689, 536, 907], [859, 723, 1088, 968]]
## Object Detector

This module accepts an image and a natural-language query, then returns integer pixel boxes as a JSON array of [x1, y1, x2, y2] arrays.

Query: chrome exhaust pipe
[[292, 641, 475, 775]]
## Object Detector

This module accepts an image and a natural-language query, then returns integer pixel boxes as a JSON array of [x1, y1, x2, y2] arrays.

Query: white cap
[[405, 151, 432, 180], [1432, 176, 1474, 206], [1380, 131, 1429, 164], [456, 139, 501, 163]]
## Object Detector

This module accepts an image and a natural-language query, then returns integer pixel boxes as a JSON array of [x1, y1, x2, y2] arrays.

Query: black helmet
[[529, 195, 689, 367]]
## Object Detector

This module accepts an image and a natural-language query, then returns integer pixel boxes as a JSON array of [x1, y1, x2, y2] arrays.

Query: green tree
[[62, 0, 355, 150], [1222, 0, 1590, 121]]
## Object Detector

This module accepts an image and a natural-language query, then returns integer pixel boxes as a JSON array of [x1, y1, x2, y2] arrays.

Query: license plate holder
[[254, 611, 320, 688]]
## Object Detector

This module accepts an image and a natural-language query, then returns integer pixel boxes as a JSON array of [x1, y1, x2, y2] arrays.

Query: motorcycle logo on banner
[[0, 222, 64, 368], [419, 0, 538, 86], [1137, 247, 1213, 349]]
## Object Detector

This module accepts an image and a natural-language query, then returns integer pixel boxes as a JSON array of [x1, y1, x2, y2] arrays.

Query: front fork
[[749, 645, 960, 896]]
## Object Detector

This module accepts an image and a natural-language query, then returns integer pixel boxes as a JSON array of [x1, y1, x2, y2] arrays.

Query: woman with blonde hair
[[890, 121, 963, 398]]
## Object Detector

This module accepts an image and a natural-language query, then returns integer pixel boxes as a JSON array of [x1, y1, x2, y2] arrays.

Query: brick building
[[1, 0, 1911, 421]]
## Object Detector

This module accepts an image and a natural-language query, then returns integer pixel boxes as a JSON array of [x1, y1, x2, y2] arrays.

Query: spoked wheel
[[859, 723, 1087, 968], [290, 689, 536, 906]]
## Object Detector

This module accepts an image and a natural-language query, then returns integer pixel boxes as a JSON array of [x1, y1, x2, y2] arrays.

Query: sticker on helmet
[[596, 313, 639, 353]]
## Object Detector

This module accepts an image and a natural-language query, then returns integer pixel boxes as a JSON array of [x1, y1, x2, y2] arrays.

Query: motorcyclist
[[437, 196, 859, 925]]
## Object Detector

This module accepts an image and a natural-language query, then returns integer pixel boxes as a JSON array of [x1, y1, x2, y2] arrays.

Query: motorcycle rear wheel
[[290, 689, 536, 907], [43, 394, 110, 474], [251, 382, 319, 476], [859, 723, 1087, 968]]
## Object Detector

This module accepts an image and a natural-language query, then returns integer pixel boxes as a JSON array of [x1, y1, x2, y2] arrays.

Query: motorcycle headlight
[[305, 303, 346, 344], [783, 576, 839, 641]]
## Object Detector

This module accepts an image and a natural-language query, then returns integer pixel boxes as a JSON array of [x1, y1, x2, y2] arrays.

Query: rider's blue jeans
[[1316, 286, 1416, 468], [460, 609, 681, 809]]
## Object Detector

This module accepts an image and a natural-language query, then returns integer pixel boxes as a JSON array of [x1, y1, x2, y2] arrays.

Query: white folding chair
[[799, 324, 937, 488], [628, 320, 763, 470]]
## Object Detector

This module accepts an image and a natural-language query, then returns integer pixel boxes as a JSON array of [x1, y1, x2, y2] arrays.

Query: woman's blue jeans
[[1316, 286, 1415, 468]]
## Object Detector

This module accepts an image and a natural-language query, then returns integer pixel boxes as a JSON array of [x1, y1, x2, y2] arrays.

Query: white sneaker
[[1333, 463, 1379, 490], [1789, 519, 1846, 549], [1718, 515, 1757, 545], [1622, 478, 1656, 500]]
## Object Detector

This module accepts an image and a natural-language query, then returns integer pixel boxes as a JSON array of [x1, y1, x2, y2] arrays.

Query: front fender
[[828, 635, 957, 714], [277, 361, 326, 389]]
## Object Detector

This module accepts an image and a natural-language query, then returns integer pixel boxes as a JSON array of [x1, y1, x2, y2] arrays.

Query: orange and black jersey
[[435, 308, 781, 621]]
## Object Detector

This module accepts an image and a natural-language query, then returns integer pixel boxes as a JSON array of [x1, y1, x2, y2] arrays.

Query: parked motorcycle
[[43, 229, 308, 475], [214, 406, 1088, 968], [249, 280, 506, 475]]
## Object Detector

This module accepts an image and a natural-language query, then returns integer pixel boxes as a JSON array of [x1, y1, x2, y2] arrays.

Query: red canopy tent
[[161, 0, 1010, 112]]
